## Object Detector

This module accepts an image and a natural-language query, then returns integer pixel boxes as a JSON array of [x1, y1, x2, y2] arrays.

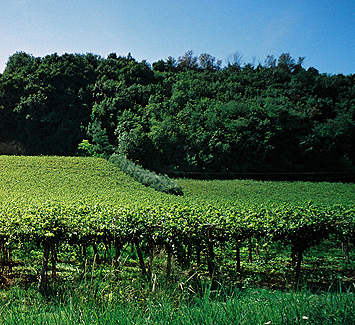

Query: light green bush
[[109, 153, 183, 195]]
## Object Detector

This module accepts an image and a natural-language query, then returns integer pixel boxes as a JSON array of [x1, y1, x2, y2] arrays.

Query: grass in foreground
[[1, 236, 353, 324], [0, 280, 354, 325]]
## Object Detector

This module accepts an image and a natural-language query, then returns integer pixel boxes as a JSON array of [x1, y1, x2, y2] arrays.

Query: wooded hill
[[0, 51, 354, 174]]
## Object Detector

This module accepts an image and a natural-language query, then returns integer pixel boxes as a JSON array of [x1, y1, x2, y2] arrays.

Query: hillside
[[0, 156, 354, 323], [0, 155, 157, 207], [1, 51, 354, 175], [1, 155, 354, 207]]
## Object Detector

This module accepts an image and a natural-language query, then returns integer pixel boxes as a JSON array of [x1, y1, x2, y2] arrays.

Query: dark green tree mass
[[0, 51, 354, 174]]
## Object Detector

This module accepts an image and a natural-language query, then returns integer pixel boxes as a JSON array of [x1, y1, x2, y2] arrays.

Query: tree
[[264, 55, 276, 68], [166, 56, 177, 72], [177, 50, 198, 71], [198, 53, 221, 71], [152, 59, 167, 72], [227, 51, 243, 68], [3, 52, 36, 75], [277, 53, 295, 72], [293, 57, 306, 73], [0, 49, 353, 174]]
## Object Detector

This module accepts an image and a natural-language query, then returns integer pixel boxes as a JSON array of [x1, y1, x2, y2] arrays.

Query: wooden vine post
[[134, 238, 147, 276], [38, 240, 50, 292], [248, 237, 253, 263], [0, 239, 5, 273], [114, 239, 123, 267], [235, 239, 241, 273], [147, 242, 154, 279], [206, 226, 215, 277], [166, 244, 172, 277], [51, 243, 57, 279], [293, 246, 304, 290]]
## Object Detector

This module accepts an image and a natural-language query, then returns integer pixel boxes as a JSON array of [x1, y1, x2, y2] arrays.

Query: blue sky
[[1, 0, 354, 74]]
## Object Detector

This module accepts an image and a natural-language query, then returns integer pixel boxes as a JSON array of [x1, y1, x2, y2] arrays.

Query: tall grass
[[1, 282, 353, 324]]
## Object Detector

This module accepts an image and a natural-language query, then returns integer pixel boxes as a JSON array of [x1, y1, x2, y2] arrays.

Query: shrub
[[109, 153, 183, 195], [77, 140, 95, 156]]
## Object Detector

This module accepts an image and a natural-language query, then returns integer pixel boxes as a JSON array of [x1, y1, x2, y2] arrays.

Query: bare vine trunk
[[236, 241, 241, 273], [38, 241, 50, 291], [134, 239, 147, 276]]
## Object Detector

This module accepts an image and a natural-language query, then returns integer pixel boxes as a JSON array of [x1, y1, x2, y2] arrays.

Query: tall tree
[[277, 53, 295, 72], [177, 50, 198, 71]]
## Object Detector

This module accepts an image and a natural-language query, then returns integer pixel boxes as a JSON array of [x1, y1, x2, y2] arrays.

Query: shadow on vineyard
[[0, 241, 354, 324], [0, 236, 353, 292]]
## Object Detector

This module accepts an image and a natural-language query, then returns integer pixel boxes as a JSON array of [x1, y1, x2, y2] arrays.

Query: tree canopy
[[1, 51, 354, 174]]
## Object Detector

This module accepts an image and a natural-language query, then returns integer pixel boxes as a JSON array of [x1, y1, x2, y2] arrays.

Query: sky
[[0, 0, 354, 74]]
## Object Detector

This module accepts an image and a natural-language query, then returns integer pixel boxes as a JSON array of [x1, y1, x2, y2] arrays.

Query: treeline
[[0, 51, 354, 173]]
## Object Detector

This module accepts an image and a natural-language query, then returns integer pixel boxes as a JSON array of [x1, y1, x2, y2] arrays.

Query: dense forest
[[0, 51, 354, 174]]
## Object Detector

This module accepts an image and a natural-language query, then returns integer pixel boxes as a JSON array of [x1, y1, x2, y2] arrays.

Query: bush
[[77, 140, 95, 156], [109, 153, 183, 195]]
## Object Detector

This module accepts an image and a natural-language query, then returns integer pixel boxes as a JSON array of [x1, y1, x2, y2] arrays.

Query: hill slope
[[0, 155, 354, 207]]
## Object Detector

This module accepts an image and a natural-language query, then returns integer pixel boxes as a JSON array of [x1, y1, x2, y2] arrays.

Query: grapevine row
[[0, 201, 353, 289]]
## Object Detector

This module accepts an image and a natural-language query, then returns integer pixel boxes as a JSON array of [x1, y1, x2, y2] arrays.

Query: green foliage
[[0, 284, 353, 324], [0, 156, 354, 292], [0, 51, 354, 172], [77, 139, 95, 156], [0, 52, 97, 155], [87, 121, 114, 158], [109, 153, 183, 195]]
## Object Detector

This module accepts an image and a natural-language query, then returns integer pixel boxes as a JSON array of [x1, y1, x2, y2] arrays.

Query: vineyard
[[0, 155, 354, 295]]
